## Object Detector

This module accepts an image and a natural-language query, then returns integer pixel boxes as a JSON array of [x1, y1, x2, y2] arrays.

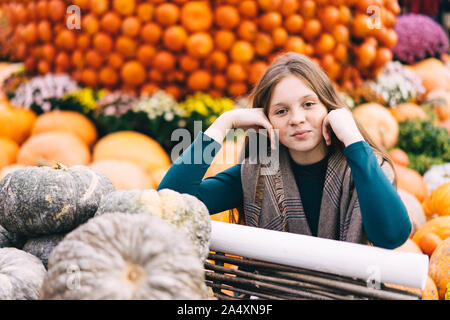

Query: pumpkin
[[388, 148, 409, 167], [31, 110, 98, 146], [22, 234, 65, 269], [397, 189, 426, 237], [90, 159, 155, 190], [352, 103, 399, 149], [17, 131, 91, 167], [423, 163, 450, 194], [418, 232, 443, 257], [389, 103, 427, 123], [428, 238, 450, 299], [92, 131, 171, 174], [422, 182, 450, 218], [406, 58, 450, 93], [95, 188, 211, 261], [0, 163, 115, 236], [385, 276, 439, 300], [40, 213, 211, 300], [0, 164, 25, 181], [204, 137, 245, 179], [394, 238, 422, 254], [0, 225, 26, 249], [0, 102, 37, 145], [412, 216, 450, 248], [424, 89, 450, 121], [394, 164, 429, 203], [150, 167, 170, 189], [0, 137, 19, 170], [0, 247, 47, 300]]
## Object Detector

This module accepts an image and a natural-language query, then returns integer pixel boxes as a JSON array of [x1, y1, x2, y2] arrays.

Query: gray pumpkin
[[95, 188, 211, 261], [22, 234, 66, 269], [0, 247, 47, 300], [40, 213, 211, 300], [0, 163, 115, 236], [0, 225, 26, 249]]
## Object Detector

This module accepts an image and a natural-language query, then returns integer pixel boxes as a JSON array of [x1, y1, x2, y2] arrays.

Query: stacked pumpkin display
[[0, 0, 399, 98]]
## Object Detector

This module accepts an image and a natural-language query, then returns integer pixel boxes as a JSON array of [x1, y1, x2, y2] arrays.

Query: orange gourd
[[428, 238, 450, 299], [422, 182, 450, 218]]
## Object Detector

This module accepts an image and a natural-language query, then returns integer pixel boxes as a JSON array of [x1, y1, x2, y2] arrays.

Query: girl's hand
[[322, 108, 364, 147], [205, 108, 276, 146]]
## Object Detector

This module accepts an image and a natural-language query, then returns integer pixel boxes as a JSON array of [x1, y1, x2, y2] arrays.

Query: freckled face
[[268, 75, 329, 162]]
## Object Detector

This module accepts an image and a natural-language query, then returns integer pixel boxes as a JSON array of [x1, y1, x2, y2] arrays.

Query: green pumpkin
[[22, 234, 65, 269], [0, 163, 115, 236], [40, 213, 211, 300], [95, 188, 211, 261]]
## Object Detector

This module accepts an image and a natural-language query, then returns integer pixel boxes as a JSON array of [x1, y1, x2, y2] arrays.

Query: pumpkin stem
[[53, 162, 68, 171]]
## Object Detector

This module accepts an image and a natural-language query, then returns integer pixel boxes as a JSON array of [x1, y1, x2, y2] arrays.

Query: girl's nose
[[288, 107, 306, 125]]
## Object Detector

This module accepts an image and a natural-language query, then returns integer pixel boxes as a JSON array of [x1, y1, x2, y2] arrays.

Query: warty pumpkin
[[423, 163, 450, 193], [352, 103, 399, 149], [95, 188, 211, 261], [17, 131, 91, 167], [0, 137, 19, 170], [92, 130, 171, 174], [31, 110, 98, 146], [428, 238, 450, 299], [40, 213, 211, 300], [422, 182, 450, 218], [90, 159, 155, 190], [0, 247, 47, 300], [0, 163, 115, 236], [22, 234, 65, 269]]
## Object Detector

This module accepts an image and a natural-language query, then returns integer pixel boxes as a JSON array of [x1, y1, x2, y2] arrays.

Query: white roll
[[210, 221, 429, 290]]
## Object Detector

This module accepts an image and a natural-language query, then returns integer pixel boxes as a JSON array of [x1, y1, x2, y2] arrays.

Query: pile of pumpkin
[[0, 0, 400, 98]]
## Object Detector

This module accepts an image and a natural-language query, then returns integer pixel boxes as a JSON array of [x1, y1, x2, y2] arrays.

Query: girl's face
[[268, 75, 329, 165]]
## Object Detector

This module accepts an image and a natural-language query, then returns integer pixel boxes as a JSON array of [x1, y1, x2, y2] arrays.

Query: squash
[[0, 137, 19, 170], [40, 213, 211, 300], [428, 238, 450, 299], [92, 131, 172, 174], [90, 159, 155, 190], [32, 110, 98, 147], [0, 247, 47, 300], [0, 225, 26, 249], [388, 148, 409, 167], [0, 102, 37, 145], [0, 164, 25, 181], [423, 163, 450, 194], [17, 131, 91, 167], [424, 89, 450, 121], [397, 189, 426, 237], [150, 167, 170, 189], [422, 182, 450, 218], [412, 216, 450, 249], [95, 188, 211, 261], [406, 58, 450, 93], [394, 164, 429, 202], [352, 103, 399, 149], [389, 103, 427, 123], [394, 238, 422, 254], [0, 163, 115, 236], [22, 234, 65, 269], [418, 232, 443, 257]]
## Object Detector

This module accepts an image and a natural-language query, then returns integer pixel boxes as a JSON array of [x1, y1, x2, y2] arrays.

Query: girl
[[158, 52, 411, 249]]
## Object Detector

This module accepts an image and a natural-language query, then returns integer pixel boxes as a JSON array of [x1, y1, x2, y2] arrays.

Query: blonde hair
[[230, 52, 397, 224]]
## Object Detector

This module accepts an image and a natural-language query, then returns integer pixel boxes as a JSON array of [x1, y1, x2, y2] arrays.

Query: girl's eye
[[275, 109, 286, 115], [304, 102, 315, 108]]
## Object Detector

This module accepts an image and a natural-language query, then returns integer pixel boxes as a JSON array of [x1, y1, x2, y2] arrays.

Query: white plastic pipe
[[210, 221, 429, 290]]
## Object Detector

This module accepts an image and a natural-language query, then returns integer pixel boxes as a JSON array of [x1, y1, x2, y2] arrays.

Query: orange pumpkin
[[17, 131, 91, 167], [422, 182, 450, 218], [418, 232, 443, 257], [0, 137, 19, 170], [0, 102, 37, 145], [394, 164, 429, 203], [394, 238, 422, 254], [412, 216, 450, 250], [31, 110, 98, 147], [352, 103, 399, 149], [406, 58, 450, 93], [389, 103, 427, 123], [90, 159, 155, 190], [388, 148, 409, 167], [92, 131, 171, 174], [428, 238, 450, 299]]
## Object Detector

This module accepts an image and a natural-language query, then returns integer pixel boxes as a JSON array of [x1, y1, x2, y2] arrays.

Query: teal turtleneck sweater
[[158, 132, 411, 249]]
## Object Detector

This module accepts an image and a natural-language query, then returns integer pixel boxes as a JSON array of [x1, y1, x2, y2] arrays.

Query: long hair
[[230, 52, 397, 224]]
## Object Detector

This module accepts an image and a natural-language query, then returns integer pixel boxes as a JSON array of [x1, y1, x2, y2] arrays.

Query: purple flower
[[393, 13, 449, 64]]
